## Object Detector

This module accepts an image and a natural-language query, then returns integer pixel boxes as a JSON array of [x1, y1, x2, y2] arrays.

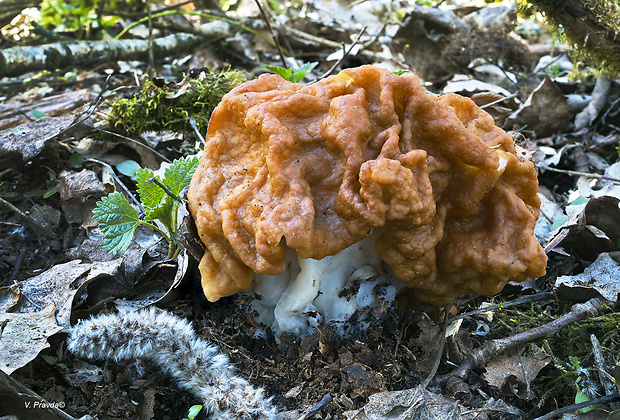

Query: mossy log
[[0, 20, 233, 77], [527, 0, 620, 72]]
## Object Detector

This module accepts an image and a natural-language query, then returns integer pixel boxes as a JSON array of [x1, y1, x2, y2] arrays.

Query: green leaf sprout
[[92, 155, 200, 258], [264, 61, 318, 83], [183, 405, 203, 420]]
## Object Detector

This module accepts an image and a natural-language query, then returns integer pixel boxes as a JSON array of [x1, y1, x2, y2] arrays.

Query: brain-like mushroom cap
[[188, 65, 547, 305]]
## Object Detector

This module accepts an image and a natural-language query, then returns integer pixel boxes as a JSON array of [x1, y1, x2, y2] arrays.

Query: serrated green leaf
[[289, 62, 318, 83], [136, 167, 164, 212], [92, 192, 141, 255], [263, 64, 293, 81], [162, 155, 200, 196], [146, 199, 175, 233]]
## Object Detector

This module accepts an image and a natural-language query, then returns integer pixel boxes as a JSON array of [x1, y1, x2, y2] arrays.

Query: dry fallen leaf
[[504, 76, 573, 137], [4, 259, 122, 329], [0, 303, 63, 374], [557, 195, 620, 261], [556, 252, 620, 304], [343, 386, 462, 420], [483, 344, 550, 400], [411, 317, 442, 372]]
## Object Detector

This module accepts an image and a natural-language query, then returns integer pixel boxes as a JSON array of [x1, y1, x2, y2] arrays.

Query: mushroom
[[187, 65, 547, 336]]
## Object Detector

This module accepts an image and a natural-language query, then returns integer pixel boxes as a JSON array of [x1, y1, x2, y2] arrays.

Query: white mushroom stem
[[245, 232, 403, 337]]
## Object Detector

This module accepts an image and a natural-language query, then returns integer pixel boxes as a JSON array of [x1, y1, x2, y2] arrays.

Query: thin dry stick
[[147, 0, 155, 75], [449, 291, 556, 324], [254, 0, 287, 69], [147, 177, 183, 204], [89, 126, 171, 163], [0, 197, 57, 239], [319, 26, 367, 80], [86, 158, 143, 211], [188, 118, 207, 146], [534, 392, 620, 420], [539, 164, 620, 183], [281, 26, 386, 62]]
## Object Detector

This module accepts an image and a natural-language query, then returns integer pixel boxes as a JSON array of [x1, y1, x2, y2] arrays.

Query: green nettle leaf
[[264, 62, 318, 83], [146, 200, 175, 232], [92, 156, 200, 258], [263, 64, 293, 81], [92, 192, 142, 255], [289, 61, 318, 83], [163, 155, 200, 196], [136, 167, 164, 213]]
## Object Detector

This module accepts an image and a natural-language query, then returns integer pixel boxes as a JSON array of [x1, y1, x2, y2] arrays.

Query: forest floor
[[1, 1, 620, 419]]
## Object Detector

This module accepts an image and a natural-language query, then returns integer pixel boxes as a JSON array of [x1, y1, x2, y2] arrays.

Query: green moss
[[548, 312, 620, 361], [106, 69, 248, 137]]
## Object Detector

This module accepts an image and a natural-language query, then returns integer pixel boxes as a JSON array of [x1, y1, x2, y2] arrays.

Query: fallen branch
[[438, 298, 607, 386], [0, 21, 233, 77]]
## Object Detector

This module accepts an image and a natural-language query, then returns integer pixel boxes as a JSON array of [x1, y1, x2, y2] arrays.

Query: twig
[[438, 298, 607, 385], [254, 0, 288, 69], [0, 197, 58, 240], [449, 292, 556, 324], [534, 392, 620, 420], [297, 394, 332, 420], [70, 74, 111, 127], [480, 92, 519, 109], [146, 0, 155, 76], [188, 118, 206, 146], [539, 164, 620, 183], [88, 125, 171, 163], [147, 177, 183, 204], [544, 228, 570, 254], [10, 249, 26, 281], [281, 26, 386, 62], [86, 158, 143, 211], [319, 26, 367, 80], [114, 10, 279, 54]]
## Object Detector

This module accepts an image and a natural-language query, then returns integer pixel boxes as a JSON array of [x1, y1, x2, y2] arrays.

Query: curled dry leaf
[[0, 303, 63, 374]]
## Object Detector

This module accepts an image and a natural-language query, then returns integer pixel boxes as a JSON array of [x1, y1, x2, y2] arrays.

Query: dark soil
[[10, 271, 436, 419]]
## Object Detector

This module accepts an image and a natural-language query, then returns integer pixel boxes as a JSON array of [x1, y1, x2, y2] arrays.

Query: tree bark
[[0, 20, 234, 77], [528, 0, 620, 71]]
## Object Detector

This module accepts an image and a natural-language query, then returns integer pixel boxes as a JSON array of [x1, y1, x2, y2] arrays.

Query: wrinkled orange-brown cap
[[187, 65, 547, 305]]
